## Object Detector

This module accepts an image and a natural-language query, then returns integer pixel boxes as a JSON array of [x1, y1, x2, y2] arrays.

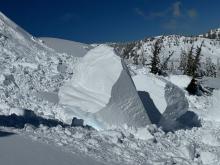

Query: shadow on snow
[[0, 130, 15, 137], [0, 109, 92, 130], [138, 91, 201, 133]]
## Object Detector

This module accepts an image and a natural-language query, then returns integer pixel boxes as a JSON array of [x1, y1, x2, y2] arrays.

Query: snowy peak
[[0, 11, 79, 127], [200, 28, 220, 39], [113, 32, 220, 75], [0, 11, 32, 42]]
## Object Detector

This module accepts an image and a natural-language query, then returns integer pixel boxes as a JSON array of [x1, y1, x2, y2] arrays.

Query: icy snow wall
[[59, 45, 151, 129]]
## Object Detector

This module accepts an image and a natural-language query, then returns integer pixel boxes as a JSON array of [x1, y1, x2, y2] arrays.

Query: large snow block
[[96, 61, 151, 128], [59, 45, 151, 129], [159, 83, 189, 131]]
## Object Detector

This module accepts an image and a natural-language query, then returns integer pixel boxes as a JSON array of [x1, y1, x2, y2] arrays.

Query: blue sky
[[1, 0, 220, 43]]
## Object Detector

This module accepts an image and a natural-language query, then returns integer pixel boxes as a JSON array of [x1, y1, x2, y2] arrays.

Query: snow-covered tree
[[179, 50, 188, 73], [216, 58, 220, 78], [185, 46, 194, 76], [161, 51, 174, 71], [205, 57, 217, 77], [150, 39, 161, 74], [192, 42, 204, 77]]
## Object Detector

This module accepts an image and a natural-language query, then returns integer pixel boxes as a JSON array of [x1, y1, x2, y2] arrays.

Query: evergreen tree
[[205, 57, 217, 77], [192, 41, 204, 77], [150, 39, 161, 74], [161, 51, 174, 71], [179, 50, 188, 73], [185, 46, 194, 76]]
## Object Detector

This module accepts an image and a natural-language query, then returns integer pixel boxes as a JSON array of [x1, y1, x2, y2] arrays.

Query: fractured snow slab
[[59, 45, 123, 113], [59, 45, 151, 129], [133, 73, 191, 131], [133, 74, 167, 114]]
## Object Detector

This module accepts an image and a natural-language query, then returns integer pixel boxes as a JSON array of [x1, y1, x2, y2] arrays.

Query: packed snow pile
[[0, 11, 80, 121], [59, 45, 151, 130]]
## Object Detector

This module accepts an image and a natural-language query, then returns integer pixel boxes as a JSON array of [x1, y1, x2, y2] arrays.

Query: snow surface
[[131, 67, 189, 131], [2, 11, 220, 165], [201, 77, 220, 89], [59, 45, 151, 130], [0, 132, 104, 165], [133, 74, 167, 114], [59, 45, 123, 113], [40, 37, 92, 57], [166, 75, 192, 89], [205, 90, 220, 122]]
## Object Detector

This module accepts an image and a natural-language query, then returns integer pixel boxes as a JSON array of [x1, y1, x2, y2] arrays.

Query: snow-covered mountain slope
[[59, 45, 151, 130], [0, 12, 32, 42], [113, 34, 220, 71], [199, 28, 220, 39], [40, 37, 92, 57], [0, 11, 80, 122]]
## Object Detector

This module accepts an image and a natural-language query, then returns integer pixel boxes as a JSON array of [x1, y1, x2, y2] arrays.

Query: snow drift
[[59, 45, 151, 129]]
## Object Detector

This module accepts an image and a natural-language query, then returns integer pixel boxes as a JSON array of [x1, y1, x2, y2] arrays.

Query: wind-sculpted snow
[[59, 45, 151, 130]]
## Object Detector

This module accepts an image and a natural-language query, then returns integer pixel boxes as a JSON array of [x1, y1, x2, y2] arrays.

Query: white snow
[[133, 74, 167, 114], [0, 133, 104, 165], [205, 90, 220, 122], [202, 77, 220, 89], [40, 37, 91, 57], [59, 45, 123, 113], [165, 75, 192, 89], [200, 152, 218, 165], [131, 68, 189, 131], [59, 45, 151, 130], [9, 107, 25, 116], [2, 10, 220, 165]]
